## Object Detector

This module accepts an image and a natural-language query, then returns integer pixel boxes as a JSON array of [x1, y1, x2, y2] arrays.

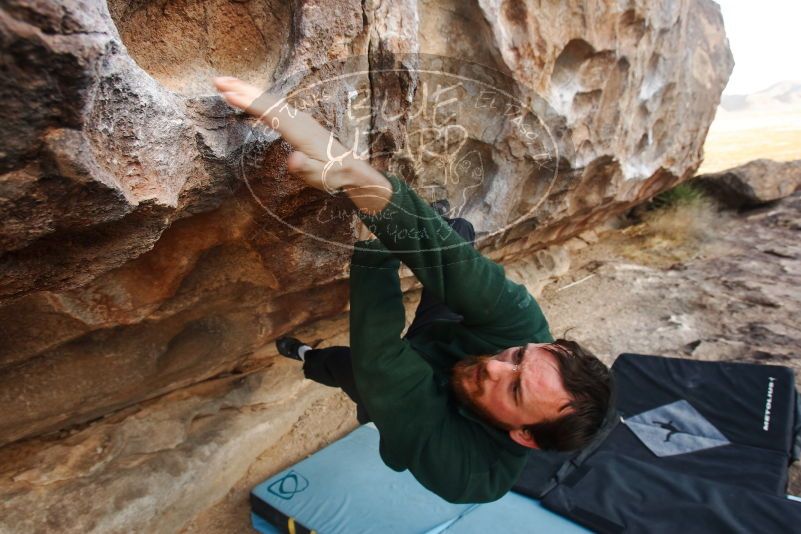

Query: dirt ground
[[185, 190, 801, 532]]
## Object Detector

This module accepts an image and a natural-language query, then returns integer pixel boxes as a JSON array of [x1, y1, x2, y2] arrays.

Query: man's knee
[[448, 218, 476, 244]]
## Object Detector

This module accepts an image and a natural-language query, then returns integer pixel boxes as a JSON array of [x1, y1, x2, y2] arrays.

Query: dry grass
[[643, 198, 724, 242], [614, 191, 731, 267]]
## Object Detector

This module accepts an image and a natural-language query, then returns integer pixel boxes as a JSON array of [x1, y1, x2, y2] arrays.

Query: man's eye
[[512, 347, 524, 403]]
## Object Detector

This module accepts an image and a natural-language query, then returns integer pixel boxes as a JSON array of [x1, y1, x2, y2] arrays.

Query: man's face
[[450, 343, 574, 432]]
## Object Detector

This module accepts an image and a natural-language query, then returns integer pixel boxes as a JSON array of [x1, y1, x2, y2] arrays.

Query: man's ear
[[509, 428, 540, 449]]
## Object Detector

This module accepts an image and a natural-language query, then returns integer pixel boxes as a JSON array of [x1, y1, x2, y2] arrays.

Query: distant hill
[[700, 80, 801, 174], [720, 81, 801, 113]]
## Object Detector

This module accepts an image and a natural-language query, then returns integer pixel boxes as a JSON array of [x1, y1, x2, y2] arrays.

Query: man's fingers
[[219, 91, 251, 112], [215, 80, 262, 110], [214, 76, 268, 114], [213, 76, 236, 89], [214, 76, 250, 94]]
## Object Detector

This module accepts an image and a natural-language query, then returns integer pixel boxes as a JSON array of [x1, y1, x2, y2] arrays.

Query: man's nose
[[485, 359, 515, 381]]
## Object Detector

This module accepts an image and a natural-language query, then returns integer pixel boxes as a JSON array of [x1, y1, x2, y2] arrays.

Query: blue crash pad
[[250, 424, 589, 533]]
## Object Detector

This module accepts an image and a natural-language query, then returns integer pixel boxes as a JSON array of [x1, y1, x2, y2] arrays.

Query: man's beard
[[450, 354, 514, 431]]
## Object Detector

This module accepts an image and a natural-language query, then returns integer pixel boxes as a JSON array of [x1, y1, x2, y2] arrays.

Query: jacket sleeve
[[357, 172, 550, 342], [349, 241, 519, 502], [349, 237, 433, 417]]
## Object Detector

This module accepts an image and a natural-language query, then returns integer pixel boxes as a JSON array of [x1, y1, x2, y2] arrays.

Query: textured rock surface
[[0, 0, 731, 449], [3, 187, 799, 534], [695, 158, 801, 208], [0, 354, 358, 534]]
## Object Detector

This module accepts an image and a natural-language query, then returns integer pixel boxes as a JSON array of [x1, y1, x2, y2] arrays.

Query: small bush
[[620, 181, 728, 265], [650, 182, 706, 211]]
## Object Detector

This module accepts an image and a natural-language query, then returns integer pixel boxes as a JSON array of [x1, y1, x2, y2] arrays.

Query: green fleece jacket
[[349, 172, 554, 504]]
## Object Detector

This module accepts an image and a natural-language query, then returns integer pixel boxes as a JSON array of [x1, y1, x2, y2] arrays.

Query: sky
[[715, 0, 801, 95]]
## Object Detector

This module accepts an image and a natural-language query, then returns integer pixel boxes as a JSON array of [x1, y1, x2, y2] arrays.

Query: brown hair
[[524, 339, 611, 451]]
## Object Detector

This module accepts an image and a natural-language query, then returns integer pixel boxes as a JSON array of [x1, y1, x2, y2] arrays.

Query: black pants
[[303, 217, 476, 424]]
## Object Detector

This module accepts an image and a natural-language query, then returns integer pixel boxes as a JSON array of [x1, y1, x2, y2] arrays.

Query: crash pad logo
[[267, 470, 310, 500], [623, 399, 730, 457]]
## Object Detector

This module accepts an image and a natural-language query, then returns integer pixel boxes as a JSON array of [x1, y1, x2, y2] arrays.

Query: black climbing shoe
[[276, 336, 306, 361], [430, 199, 450, 217]]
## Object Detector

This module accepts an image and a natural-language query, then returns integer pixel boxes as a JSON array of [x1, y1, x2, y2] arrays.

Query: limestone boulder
[[0, 0, 732, 448], [694, 158, 801, 208]]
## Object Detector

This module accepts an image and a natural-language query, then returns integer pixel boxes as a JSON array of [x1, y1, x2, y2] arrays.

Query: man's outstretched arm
[[213, 76, 394, 214]]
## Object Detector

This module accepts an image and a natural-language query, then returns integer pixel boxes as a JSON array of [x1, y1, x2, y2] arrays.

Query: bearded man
[[214, 76, 611, 504]]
